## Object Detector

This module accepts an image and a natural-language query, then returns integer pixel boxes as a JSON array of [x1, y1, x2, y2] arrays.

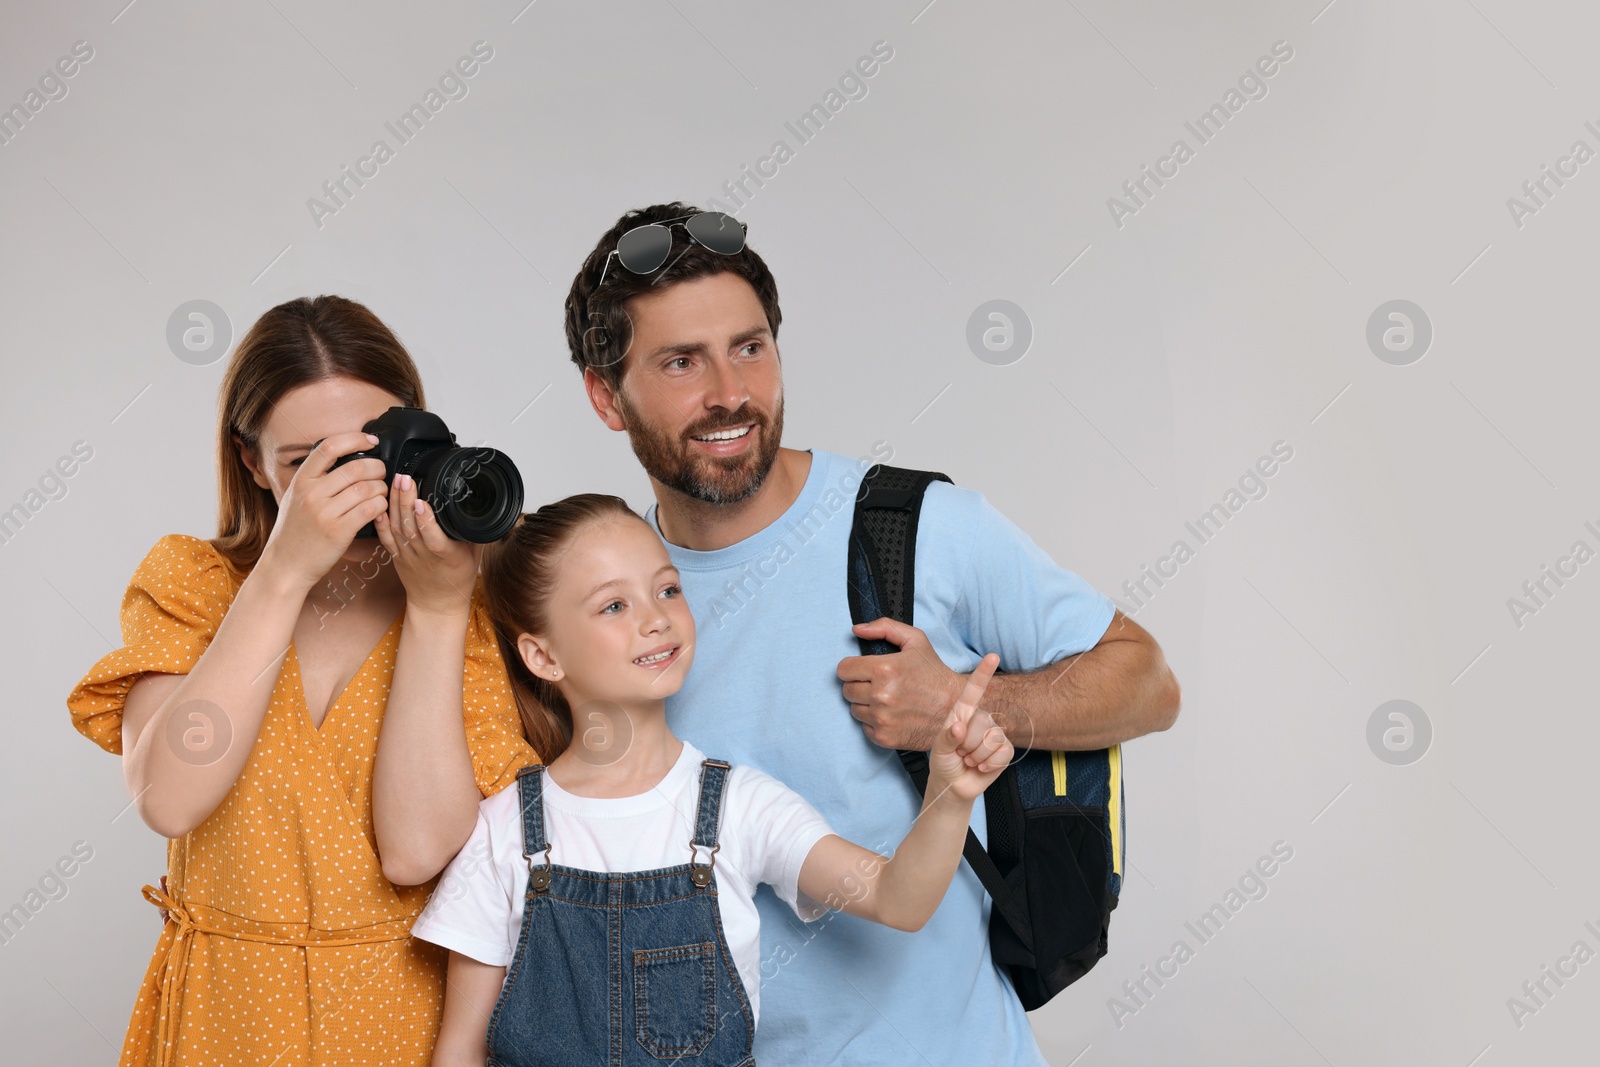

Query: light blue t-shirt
[[646, 448, 1116, 1066]]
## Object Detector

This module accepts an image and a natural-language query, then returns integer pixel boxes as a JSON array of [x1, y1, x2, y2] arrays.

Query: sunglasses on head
[[593, 211, 748, 291]]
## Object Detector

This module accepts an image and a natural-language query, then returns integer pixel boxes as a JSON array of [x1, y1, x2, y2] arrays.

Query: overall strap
[[688, 758, 731, 886], [515, 763, 549, 859], [692, 758, 732, 850]]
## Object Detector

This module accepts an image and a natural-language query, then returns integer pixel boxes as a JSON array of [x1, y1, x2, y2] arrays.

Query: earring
[[552, 668, 561, 679]]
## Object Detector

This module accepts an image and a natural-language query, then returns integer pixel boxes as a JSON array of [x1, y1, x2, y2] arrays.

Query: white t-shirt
[[410, 739, 838, 1026]]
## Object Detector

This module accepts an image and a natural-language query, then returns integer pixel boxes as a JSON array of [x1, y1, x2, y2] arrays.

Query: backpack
[[845, 463, 1124, 1011]]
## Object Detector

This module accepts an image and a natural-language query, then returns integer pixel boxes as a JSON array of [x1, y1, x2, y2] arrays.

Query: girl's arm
[[121, 432, 388, 838], [371, 474, 490, 885], [796, 654, 1007, 932], [431, 950, 507, 1067]]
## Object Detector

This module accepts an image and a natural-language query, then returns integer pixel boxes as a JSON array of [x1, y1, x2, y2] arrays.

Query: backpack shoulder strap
[[847, 464, 950, 650], [847, 464, 1030, 935]]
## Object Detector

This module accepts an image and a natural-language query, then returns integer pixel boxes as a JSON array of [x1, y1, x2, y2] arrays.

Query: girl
[[413, 494, 1012, 1067], [64, 295, 539, 1066]]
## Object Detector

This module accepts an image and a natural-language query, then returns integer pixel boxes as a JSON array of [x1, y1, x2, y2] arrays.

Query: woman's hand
[[257, 431, 390, 592], [374, 470, 482, 618], [927, 652, 1010, 802]]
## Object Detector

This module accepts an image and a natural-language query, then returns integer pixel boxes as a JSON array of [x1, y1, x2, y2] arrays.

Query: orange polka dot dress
[[65, 534, 540, 1067]]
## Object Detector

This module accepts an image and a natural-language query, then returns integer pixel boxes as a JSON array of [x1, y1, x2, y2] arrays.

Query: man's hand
[[839, 617, 970, 751]]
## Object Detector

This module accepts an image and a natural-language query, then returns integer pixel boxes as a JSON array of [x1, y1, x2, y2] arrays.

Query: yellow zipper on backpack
[[1108, 743, 1123, 875]]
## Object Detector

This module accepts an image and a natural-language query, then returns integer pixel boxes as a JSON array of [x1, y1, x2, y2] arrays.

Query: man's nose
[[704, 354, 750, 411]]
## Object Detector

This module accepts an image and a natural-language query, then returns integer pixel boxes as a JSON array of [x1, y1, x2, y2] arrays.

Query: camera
[[323, 407, 523, 543]]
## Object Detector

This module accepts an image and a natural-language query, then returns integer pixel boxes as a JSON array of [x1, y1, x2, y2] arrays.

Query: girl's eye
[[660, 584, 681, 598], [601, 600, 622, 614]]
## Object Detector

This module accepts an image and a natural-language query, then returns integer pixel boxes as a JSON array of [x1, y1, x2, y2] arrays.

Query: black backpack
[[846, 463, 1124, 1011]]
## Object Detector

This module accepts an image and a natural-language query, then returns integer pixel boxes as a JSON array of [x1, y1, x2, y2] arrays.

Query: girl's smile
[[632, 643, 681, 669], [514, 515, 698, 719]]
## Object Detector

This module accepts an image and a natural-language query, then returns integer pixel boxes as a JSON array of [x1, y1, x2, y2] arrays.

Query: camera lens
[[414, 445, 524, 543]]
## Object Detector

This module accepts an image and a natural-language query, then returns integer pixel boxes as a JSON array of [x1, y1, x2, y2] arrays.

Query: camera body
[[325, 406, 523, 543]]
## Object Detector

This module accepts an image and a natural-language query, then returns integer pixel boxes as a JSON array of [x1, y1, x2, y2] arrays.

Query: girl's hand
[[927, 652, 1010, 802], [257, 431, 391, 592], [373, 470, 483, 618]]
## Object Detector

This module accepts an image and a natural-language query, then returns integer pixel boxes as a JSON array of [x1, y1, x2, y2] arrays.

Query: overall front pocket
[[632, 941, 718, 1059]]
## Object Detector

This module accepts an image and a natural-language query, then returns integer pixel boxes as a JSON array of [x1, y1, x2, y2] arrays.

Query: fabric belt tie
[[140, 879, 413, 1067]]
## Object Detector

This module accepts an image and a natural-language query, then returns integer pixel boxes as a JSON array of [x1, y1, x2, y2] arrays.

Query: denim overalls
[[485, 757, 758, 1067]]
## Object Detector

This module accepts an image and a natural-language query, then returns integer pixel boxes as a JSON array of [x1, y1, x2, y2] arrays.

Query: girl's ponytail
[[481, 494, 643, 762]]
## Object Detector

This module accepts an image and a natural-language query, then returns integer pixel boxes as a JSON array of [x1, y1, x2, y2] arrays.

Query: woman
[[65, 295, 539, 1066]]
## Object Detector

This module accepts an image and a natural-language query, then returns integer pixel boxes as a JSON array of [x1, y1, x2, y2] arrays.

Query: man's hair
[[563, 202, 783, 394]]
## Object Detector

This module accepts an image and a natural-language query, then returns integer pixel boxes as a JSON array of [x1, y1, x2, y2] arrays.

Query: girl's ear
[[517, 632, 560, 682]]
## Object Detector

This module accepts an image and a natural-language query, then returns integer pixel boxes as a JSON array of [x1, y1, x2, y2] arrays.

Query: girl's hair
[[212, 295, 425, 576], [481, 494, 646, 762]]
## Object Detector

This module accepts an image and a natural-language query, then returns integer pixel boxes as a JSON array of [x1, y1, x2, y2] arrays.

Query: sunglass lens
[[617, 224, 673, 274], [686, 212, 746, 255]]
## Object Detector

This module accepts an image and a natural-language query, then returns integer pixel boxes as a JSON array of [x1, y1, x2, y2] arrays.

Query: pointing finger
[[950, 653, 1000, 722]]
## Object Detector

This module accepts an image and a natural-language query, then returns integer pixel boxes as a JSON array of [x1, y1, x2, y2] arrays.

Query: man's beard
[[616, 388, 784, 506]]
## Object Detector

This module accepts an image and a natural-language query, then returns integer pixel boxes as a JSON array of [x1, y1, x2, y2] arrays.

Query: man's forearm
[[985, 619, 1180, 750]]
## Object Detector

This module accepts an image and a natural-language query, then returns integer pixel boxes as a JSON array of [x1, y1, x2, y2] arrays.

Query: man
[[562, 202, 1180, 1064]]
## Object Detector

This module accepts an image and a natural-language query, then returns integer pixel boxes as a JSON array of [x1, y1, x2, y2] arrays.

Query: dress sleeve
[[461, 573, 540, 799], [64, 534, 239, 756]]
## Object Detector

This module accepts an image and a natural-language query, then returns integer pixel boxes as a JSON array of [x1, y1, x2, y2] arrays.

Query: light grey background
[[3, 1, 1594, 1063]]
